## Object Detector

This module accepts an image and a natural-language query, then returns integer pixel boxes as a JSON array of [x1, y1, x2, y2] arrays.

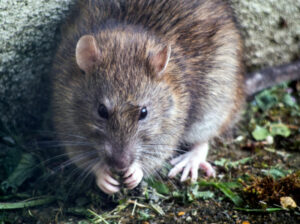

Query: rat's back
[[58, 0, 244, 129]]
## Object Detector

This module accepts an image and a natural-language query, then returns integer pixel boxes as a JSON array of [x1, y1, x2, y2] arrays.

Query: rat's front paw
[[168, 142, 215, 182], [123, 162, 143, 189], [95, 167, 120, 195]]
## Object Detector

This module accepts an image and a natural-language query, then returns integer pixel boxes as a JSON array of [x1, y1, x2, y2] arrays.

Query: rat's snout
[[105, 142, 133, 172], [108, 152, 133, 172]]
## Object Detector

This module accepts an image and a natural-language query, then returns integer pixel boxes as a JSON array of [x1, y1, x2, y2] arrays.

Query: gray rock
[[0, 0, 299, 133], [0, 0, 74, 133], [231, 0, 300, 69]]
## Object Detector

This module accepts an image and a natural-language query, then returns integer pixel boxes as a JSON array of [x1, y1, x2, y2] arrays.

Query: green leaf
[[172, 191, 183, 198], [187, 184, 214, 202], [255, 90, 278, 111], [262, 167, 292, 179], [283, 93, 297, 107], [221, 182, 242, 190], [147, 180, 170, 195], [138, 211, 151, 221], [213, 183, 243, 206], [1, 147, 22, 178], [215, 157, 252, 170], [198, 180, 243, 206], [230, 157, 252, 168], [252, 125, 269, 141], [1, 153, 37, 193], [193, 191, 215, 200], [269, 123, 291, 137], [187, 191, 194, 202], [214, 158, 227, 167]]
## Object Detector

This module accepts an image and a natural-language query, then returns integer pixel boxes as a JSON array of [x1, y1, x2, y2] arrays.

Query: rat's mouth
[[112, 166, 129, 173]]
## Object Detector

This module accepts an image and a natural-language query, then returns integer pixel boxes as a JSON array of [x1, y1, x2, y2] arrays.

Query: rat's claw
[[95, 167, 120, 194], [168, 142, 215, 182], [200, 161, 216, 177], [180, 162, 192, 182], [124, 162, 143, 189], [168, 157, 186, 178]]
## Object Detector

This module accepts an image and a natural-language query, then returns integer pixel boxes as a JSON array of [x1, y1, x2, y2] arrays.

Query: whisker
[[141, 145, 185, 153], [34, 150, 98, 184], [33, 130, 90, 140], [31, 140, 96, 147], [56, 150, 98, 172], [64, 158, 99, 200]]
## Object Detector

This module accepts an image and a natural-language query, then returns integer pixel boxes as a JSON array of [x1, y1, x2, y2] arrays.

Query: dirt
[[0, 83, 299, 223]]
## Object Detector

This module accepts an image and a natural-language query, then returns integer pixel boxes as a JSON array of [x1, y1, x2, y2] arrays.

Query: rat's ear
[[149, 45, 171, 77], [76, 35, 100, 73]]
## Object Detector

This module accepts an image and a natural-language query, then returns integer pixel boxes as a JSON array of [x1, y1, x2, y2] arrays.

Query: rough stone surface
[[0, 0, 299, 133], [231, 0, 300, 69], [0, 0, 74, 132]]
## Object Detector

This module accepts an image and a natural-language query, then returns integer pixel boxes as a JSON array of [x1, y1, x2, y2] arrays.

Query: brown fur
[[52, 0, 244, 177]]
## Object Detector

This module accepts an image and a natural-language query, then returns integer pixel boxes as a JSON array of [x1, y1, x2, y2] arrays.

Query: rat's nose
[[108, 153, 132, 172]]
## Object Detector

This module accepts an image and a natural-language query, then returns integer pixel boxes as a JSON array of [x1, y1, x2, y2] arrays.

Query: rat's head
[[60, 31, 189, 175]]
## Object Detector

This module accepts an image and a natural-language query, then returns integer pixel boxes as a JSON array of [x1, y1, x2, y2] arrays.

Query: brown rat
[[51, 0, 244, 194]]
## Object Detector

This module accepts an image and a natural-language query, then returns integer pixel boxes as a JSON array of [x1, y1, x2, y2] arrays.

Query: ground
[[0, 82, 299, 223]]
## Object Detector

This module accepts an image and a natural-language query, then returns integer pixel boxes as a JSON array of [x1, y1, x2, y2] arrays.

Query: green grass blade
[[198, 180, 244, 206], [235, 207, 284, 213], [213, 183, 244, 206], [0, 196, 56, 210]]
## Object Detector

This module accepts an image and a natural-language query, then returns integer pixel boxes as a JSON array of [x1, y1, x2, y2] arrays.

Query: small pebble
[[177, 211, 185, 216], [280, 196, 297, 209], [186, 216, 192, 222], [266, 135, 274, 145]]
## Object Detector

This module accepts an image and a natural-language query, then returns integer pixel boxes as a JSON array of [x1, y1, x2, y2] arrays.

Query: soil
[[0, 83, 299, 224]]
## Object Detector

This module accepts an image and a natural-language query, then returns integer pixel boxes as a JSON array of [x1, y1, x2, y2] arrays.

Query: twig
[[245, 60, 300, 96]]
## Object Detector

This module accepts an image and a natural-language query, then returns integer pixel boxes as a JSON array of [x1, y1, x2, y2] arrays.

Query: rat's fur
[[52, 0, 244, 194]]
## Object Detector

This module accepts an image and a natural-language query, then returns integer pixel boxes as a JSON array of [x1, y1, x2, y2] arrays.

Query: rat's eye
[[98, 104, 109, 119], [139, 107, 148, 120]]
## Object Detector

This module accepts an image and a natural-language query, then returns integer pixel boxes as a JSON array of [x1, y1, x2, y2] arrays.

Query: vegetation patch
[[0, 82, 299, 223]]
